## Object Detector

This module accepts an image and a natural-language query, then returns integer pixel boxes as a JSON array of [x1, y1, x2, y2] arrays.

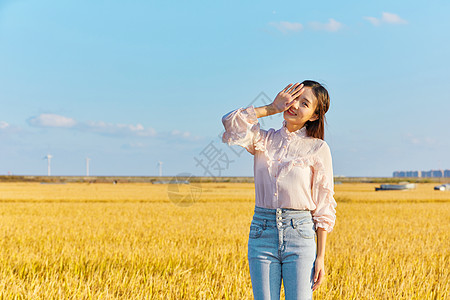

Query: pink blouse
[[221, 105, 337, 232]]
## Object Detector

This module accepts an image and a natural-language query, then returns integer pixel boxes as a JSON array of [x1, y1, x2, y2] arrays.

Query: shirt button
[[277, 222, 282, 227], [277, 216, 282, 220], [274, 192, 277, 196]]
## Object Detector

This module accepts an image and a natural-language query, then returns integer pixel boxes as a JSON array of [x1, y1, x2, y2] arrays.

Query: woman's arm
[[316, 227, 327, 259], [311, 142, 336, 291], [313, 228, 327, 291], [254, 104, 279, 118]]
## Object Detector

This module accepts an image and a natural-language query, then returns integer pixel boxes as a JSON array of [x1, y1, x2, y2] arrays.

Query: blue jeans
[[248, 205, 317, 300]]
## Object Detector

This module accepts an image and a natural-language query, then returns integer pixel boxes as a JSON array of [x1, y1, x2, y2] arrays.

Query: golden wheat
[[0, 182, 447, 299]]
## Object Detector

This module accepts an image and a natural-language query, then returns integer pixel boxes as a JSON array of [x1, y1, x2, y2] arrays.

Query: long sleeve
[[221, 105, 266, 155], [311, 142, 337, 233]]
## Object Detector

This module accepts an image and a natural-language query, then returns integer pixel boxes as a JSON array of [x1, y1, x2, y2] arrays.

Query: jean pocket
[[293, 219, 315, 239], [249, 224, 263, 239]]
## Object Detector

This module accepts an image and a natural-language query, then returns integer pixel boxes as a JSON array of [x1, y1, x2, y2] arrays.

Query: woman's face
[[283, 86, 319, 127]]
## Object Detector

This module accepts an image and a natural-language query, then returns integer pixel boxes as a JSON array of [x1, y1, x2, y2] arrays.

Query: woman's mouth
[[286, 107, 297, 116]]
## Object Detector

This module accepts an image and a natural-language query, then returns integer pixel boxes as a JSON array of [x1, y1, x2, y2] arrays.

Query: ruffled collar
[[280, 120, 308, 139]]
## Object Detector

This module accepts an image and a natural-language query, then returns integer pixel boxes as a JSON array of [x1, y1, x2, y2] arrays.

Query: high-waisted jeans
[[247, 205, 317, 300]]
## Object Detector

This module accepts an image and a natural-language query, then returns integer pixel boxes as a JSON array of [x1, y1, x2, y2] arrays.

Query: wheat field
[[0, 182, 448, 299]]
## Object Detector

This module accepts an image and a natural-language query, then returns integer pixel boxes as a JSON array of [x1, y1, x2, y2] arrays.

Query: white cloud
[[27, 113, 157, 137], [382, 12, 408, 24], [269, 21, 303, 34], [173, 129, 202, 140], [404, 133, 436, 146], [364, 16, 380, 26], [309, 18, 343, 32], [171, 129, 192, 138], [85, 121, 157, 137], [0, 121, 10, 129], [0, 120, 22, 134], [364, 12, 407, 26], [28, 114, 77, 128]]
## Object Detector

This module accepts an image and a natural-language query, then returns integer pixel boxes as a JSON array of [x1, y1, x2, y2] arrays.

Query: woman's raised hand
[[271, 83, 305, 114]]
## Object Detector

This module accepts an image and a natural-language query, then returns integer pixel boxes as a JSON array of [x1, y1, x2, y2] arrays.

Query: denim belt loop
[[263, 219, 267, 230]]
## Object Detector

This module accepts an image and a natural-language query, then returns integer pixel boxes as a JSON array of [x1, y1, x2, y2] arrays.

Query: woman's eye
[[303, 102, 308, 107]]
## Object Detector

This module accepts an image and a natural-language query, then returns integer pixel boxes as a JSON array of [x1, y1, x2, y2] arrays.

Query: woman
[[221, 81, 337, 300]]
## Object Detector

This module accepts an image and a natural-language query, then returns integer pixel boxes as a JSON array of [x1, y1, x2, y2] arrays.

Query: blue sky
[[1, 0, 449, 177]]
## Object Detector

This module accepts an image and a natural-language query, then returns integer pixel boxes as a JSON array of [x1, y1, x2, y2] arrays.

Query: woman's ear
[[309, 113, 319, 122]]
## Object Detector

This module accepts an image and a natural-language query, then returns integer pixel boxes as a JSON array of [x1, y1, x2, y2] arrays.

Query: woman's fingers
[[292, 85, 305, 99], [312, 269, 324, 291], [286, 98, 297, 109], [318, 269, 324, 283], [277, 83, 304, 113], [281, 83, 293, 93], [282, 83, 304, 97], [314, 267, 320, 282], [286, 82, 301, 94], [285, 86, 304, 108]]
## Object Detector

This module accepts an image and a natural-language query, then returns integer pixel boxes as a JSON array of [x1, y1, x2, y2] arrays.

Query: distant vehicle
[[434, 184, 450, 191], [375, 182, 416, 191]]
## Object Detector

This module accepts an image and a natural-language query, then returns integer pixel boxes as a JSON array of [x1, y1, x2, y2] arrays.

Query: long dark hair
[[302, 80, 330, 140]]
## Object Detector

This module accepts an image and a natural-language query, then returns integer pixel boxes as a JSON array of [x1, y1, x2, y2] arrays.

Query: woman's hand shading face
[[271, 83, 305, 114]]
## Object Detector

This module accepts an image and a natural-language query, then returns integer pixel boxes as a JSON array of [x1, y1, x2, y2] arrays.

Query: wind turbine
[[157, 161, 163, 177], [86, 157, 90, 176], [44, 154, 53, 176]]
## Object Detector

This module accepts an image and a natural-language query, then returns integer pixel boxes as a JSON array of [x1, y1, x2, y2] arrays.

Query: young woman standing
[[222, 81, 337, 300]]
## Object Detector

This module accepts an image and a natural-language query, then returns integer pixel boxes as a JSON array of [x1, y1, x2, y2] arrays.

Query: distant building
[[393, 171, 404, 177], [432, 170, 443, 177], [406, 170, 420, 177], [393, 169, 450, 178], [422, 170, 432, 178]]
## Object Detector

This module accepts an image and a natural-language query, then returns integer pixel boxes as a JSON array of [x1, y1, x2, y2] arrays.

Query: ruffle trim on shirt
[[314, 219, 335, 233], [311, 156, 337, 233], [244, 105, 258, 125], [222, 128, 247, 146], [312, 156, 334, 192], [263, 153, 324, 184], [222, 106, 258, 146], [252, 124, 266, 152], [276, 154, 326, 179], [277, 156, 316, 179]]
